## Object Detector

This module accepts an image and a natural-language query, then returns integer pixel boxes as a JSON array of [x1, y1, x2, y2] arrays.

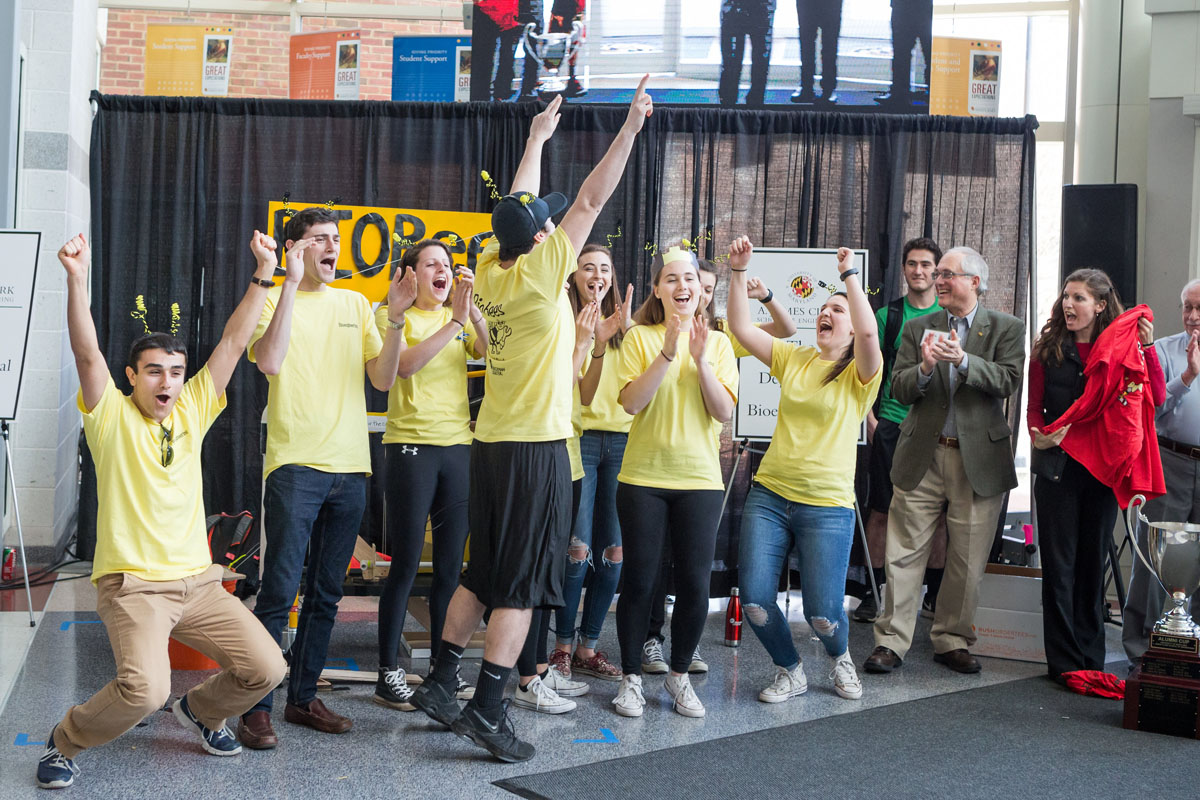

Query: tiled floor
[[0, 576, 1123, 799]]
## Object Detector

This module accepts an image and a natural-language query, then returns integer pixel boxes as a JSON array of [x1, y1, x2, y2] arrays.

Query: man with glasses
[[37, 232, 289, 790], [864, 247, 1025, 676], [1122, 278, 1200, 666]]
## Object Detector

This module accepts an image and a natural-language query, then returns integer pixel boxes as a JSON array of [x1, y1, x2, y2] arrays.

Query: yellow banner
[[146, 24, 233, 97], [266, 201, 493, 302], [930, 37, 1002, 117]]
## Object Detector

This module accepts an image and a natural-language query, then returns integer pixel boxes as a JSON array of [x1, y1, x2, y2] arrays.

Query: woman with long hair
[[727, 239, 881, 703], [611, 247, 738, 719], [373, 239, 487, 709], [547, 244, 635, 683], [1028, 268, 1163, 681]]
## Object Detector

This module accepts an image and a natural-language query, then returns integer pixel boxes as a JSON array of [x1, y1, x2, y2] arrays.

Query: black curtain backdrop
[[85, 92, 1036, 589]]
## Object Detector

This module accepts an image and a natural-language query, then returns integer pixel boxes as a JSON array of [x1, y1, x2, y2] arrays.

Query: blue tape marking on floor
[[325, 657, 360, 671], [573, 728, 619, 744], [59, 620, 101, 631], [14, 734, 45, 747]]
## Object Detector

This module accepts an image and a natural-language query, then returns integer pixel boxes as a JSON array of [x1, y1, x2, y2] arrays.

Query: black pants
[[616, 484, 723, 674], [647, 557, 672, 642], [518, 479, 582, 677], [889, 0, 932, 94], [718, 0, 777, 105], [1034, 457, 1116, 678], [796, 0, 842, 96], [378, 443, 470, 666]]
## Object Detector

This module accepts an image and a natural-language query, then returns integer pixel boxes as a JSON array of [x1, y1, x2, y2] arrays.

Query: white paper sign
[[0, 231, 41, 420], [731, 247, 868, 441]]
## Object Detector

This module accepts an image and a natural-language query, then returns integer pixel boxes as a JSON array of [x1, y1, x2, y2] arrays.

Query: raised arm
[[205, 231, 295, 397], [365, 266, 410, 391], [559, 76, 653, 255], [837, 247, 882, 383], [725, 237, 774, 365], [746, 277, 797, 339], [250, 237, 314, 375], [510, 96, 563, 196], [59, 235, 109, 412]]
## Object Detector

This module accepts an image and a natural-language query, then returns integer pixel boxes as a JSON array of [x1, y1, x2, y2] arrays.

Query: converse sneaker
[[758, 663, 808, 703], [572, 650, 623, 681], [172, 695, 243, 755], [831, 651, 863, 700], [513, 675, 576, 714], [373, 666, 416, 711], [451, 699, 534, 763], [543, 666, 590, 697], [36, 729, 79, 789], [548, 648, 572, 679], [454, 667, 475, 701], [688, 647, 709, 674], [641, 639, 668, 674], [664, 672, 705, 717], [612, 674, 646, 717]]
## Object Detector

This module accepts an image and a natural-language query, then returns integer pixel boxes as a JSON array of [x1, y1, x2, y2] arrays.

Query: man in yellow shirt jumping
[[411, 80, 654, 762], [37, 232, 289, 790]]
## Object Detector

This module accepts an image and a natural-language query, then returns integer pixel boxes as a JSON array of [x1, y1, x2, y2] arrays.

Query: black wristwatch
[[839, 267, 860, 282], [250, 277, 275, 288], [759, 289, 774, 305]]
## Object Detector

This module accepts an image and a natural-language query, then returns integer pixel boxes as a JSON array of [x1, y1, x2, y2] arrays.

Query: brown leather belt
[[938, 435, 960, 448], [1159, 435, 1200, 461]]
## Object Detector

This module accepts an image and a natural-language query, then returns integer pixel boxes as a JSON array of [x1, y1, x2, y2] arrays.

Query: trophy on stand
[[522, 21, 584, 98], [1123, 494, 1200, 738]]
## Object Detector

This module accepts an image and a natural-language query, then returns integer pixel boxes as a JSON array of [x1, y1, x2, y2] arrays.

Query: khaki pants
[[56, 564, 286, 758], [874, 444, 1006, 659]]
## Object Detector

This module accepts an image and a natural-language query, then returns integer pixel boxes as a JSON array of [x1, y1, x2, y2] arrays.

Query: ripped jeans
[[739, 483, 854, 667]]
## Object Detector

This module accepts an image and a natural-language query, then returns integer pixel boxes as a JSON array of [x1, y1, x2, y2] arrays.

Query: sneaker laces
[[671, 675, 700, 707], [383, 667, 411, 695], [772, 666, 799, 692], [616, 675, 644, 705], [496, 698, 522, 739], [39, 746, 80, 777], [831, 655, 859, 688], [643, 639, 664, 663], [691, 647, 704, 664], [527, 677, 562, 709]]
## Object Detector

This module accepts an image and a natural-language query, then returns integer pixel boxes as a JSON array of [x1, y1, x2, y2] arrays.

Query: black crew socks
[[872, 567, 885, 591], [474, 659, 512, 714], [430, 642, 465, 688]]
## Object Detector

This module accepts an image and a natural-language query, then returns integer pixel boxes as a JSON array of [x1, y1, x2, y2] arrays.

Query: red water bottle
[[724, 587, 742, 647]]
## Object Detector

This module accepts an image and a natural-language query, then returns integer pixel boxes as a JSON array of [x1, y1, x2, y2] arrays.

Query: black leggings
[[615, 483, 723, 674], [517, 479, 581, 678], [378, 443, 470, 666]]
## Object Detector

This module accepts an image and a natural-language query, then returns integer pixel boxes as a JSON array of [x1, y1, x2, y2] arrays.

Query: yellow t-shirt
[[754, 340, 882, 508], [249, 286, 383, 477], [716, 317, 760, 359], [375, 304, 476, 446], [617, 323, 738, 491], [581, 342, 634, 434], [82, 368, 225, 583], [567, 381, 584, 480], [473, 227, 576, 443]]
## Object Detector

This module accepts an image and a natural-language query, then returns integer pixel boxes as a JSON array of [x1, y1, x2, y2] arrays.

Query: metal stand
[[1103, 504, 1139, 616], [2, 420, 36, 627], [719, 437, 880, 612]]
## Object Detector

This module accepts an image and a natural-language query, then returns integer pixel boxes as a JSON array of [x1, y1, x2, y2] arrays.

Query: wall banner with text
[[145, 24, 233, 96], [391, 36, 471, 102], [930, 37, 1002, 117], [266, 201, 492, 303], [290, 30, 362, 100]]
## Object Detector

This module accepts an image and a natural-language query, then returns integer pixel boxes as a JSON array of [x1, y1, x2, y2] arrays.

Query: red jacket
[[1044, 305, 1165, 508], [479, 0, 518, 29]]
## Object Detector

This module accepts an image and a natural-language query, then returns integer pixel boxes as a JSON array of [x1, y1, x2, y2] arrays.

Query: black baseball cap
[[490, 191, 569, 250]]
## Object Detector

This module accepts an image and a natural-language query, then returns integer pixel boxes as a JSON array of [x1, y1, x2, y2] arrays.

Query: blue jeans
[[739, 484, 854, 667], [249, 466, 367, 712], [555, 431, 626, 648]]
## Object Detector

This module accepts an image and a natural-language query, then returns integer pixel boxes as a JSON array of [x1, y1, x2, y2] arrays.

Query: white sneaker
[[664, 672, 705, 718], [641, 639, 668, 674], [513, 675, 576, 714], [831, 651, 863, 700], [688, 647, 709, 674], [542, 666, 590, 697], [612, 674, 646, 717], [758, 664, 808, 703]]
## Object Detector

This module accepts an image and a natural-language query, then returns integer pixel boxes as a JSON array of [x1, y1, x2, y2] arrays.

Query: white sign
[[0, 231, 41, 420], [731, 247, 868, 441], [201, 33, 232, 96]]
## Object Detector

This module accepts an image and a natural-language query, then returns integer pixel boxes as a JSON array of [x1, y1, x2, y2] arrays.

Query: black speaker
[[1061, 184, 1138, 306]]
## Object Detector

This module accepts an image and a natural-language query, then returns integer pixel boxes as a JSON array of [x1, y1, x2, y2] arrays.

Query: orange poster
[[290, 29, 361, 100], [930, 37, 1001, 117], [145, 24, 233, 96]]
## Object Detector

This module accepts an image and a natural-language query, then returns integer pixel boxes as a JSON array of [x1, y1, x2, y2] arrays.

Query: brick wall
[[100, 3, 467, 100]]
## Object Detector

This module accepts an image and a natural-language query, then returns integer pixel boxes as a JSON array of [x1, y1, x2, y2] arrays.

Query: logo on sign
[[789, 273, 815, 300]]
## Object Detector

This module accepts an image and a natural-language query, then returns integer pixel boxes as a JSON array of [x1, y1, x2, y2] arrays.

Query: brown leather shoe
[[863, 645, 903, 673], [238, 710, 278, 750], [284, 698, 352, 734], [934, 648, 982, 674]]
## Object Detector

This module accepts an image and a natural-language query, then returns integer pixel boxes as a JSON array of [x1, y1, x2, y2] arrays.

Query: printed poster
[[290, 29, 361, 100], [930, 37, 1001, 117], [391, 37, 470, 102], [145, 24, 234, 96]]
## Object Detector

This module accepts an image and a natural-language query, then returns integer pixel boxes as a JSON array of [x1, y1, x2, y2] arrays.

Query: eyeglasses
[[160, 423, 174, 468], [932, 270, 972, 281]]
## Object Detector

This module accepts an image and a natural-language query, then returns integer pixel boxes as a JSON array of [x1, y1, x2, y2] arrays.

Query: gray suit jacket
[[889, 305, 1026, 497]]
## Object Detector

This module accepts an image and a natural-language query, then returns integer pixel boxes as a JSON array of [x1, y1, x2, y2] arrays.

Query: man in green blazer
[[864, 246, 1025, 676]]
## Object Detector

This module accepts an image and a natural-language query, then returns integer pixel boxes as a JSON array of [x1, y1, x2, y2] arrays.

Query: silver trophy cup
[[1127, 494, 1200, 637], [522, 21, 583, 95]]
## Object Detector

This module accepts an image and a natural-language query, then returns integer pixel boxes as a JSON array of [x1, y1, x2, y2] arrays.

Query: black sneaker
[[450, 699, 535, 763], [853, 593, 879, 623], [373, 666, 416, 711], [410, 676, 462, 727]]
